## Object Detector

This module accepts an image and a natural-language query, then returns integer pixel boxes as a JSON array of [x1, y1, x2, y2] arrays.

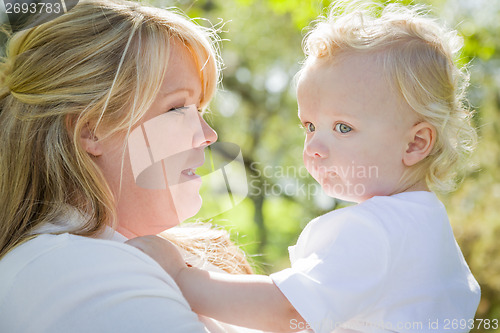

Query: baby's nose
[[304, 137, 328, 159]]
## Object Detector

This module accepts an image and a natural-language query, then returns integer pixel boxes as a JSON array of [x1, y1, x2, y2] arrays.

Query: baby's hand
[[126, 235, 187, 280]]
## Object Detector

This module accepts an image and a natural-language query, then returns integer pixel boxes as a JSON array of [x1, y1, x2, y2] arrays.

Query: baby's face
[[297, 52, 419, 202]]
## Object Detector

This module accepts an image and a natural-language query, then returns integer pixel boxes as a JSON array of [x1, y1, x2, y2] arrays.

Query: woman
[[0, 0, 252, 331]]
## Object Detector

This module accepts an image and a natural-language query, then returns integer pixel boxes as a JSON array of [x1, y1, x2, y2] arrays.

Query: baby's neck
[[394, 180, 430, 195], [348, 181, 431, 203]]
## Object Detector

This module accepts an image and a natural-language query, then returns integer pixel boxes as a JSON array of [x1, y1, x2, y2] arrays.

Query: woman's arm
[[126, 236, 306, 332]]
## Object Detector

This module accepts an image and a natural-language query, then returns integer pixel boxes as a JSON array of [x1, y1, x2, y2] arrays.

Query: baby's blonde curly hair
[[299, 0, 477, 193]]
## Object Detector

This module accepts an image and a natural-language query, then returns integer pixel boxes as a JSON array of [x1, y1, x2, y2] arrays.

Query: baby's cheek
[[341, 157, 382, 197], [303, 154, 314, 175], [302, 151, 308, 166], [362, 166, 401, 197]]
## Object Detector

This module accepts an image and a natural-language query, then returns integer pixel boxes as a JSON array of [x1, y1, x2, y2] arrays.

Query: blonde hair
[[161, 224, 253, 274], [299, 0, 477, 193], [0, 0, 251, 273]]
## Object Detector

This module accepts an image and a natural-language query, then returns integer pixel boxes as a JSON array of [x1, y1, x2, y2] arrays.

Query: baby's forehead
[[303, 51, 386, 77], [298, 53, 416, 122]]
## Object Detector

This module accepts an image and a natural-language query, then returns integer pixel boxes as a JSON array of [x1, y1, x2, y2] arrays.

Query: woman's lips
[[179, 155, 205, 182], [181, 167, 197, 175], [180, 167, 202, 182]]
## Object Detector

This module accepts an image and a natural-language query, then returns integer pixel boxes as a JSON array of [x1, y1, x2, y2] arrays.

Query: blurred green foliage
[[150, 0, 500, 327]]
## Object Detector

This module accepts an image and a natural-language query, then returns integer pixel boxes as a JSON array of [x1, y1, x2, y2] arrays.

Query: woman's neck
[[115, 226, 138, 240]]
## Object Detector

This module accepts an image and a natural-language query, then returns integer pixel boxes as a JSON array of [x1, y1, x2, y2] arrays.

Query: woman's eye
[[335, 123, 352, 133], [167, 104, 201, 114], [305, 122, 315, 133], [167, 105, 190, 114]]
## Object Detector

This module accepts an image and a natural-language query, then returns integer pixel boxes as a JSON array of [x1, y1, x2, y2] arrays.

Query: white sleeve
[[1, 235, 208, 333], [270, 211, 390, 333]]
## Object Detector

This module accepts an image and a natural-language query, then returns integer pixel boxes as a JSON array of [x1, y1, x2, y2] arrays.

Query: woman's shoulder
[[0, 233, 207, 333], [0, 232, 181, 293], [2, 233, 165, 274], [0, 233, 181, 302]]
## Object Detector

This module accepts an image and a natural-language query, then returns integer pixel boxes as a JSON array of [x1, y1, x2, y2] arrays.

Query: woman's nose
[[304, 135, 328, 159], [194, 114, 218, 148]]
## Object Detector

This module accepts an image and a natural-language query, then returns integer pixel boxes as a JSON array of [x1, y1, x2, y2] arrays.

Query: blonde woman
[[0, 0, 253, 332]]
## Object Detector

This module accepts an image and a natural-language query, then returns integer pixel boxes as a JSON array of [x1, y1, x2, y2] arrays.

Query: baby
[[127, 2, 481, 332]]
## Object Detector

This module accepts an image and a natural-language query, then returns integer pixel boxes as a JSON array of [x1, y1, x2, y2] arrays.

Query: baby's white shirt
[[270, 191, 480, 333]]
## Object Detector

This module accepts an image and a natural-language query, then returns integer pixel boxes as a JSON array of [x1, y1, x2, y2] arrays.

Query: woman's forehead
[[158, 42, 202, 98]]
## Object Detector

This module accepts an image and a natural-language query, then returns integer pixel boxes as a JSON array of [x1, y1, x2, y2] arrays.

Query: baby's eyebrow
[[326, 104, 359, 118], [298, 106, 358, 122]]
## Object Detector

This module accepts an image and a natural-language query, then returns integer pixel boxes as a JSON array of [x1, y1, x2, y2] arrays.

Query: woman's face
[[94, 42, 217, 238]]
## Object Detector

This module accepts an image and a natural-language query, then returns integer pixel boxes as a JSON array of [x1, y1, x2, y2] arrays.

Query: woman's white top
[[0, 211, 262, 333], [0, 228, 210, 333], [270, 191, 481, 333]]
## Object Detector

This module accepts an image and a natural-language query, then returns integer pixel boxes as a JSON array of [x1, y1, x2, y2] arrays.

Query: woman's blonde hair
[[299, 0, 477, 193], [0, 0, 251, 272]]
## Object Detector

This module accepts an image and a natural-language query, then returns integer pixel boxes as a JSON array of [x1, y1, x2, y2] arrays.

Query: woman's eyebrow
[[160, 88, 200, 100]]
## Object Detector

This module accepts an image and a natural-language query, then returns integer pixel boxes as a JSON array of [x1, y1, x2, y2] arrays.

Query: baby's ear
[[403, 122, 436, 167], [80, 123, 103, 157]]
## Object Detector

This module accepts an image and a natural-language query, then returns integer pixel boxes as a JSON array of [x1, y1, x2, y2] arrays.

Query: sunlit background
[[2, 0, 499, 329]]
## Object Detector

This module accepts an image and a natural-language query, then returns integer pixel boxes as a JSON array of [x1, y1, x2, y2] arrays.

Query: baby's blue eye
[[306, 122, 315, 133], [335, 123, 352, 133]]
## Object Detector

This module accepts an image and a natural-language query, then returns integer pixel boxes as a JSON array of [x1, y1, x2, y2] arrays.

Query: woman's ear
[[80, 123, 103, 157], [403, 122, 436, 167]]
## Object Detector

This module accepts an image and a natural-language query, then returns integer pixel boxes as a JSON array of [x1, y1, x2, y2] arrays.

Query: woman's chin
[[176, 201, 202, 223], [172, 189, 203, 223]]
